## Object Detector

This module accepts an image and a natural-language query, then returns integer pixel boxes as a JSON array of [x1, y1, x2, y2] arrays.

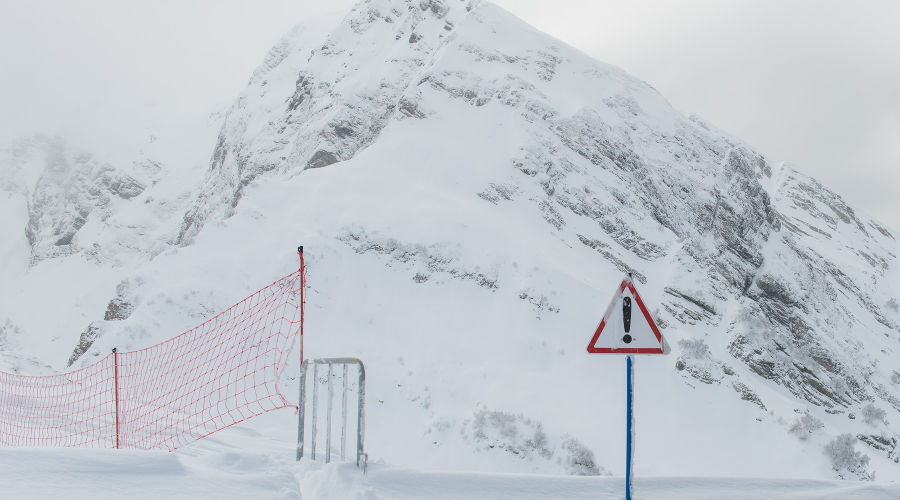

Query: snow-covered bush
[[679, 338, 711, 359], [789, 412, 824, 440], [861, 404, 888, 427], [824, 434, 872, 480], [561, 436, 601, 476], [463, 408, 608, 476], [468, 408, 552, 461], [676, 338, 726, 384]]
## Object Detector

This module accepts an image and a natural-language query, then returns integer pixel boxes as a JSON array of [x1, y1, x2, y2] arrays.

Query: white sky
[[1, 0, 897, 231]]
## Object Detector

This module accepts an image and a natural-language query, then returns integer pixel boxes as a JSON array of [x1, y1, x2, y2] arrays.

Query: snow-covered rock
[[0, 135, 188, 266]]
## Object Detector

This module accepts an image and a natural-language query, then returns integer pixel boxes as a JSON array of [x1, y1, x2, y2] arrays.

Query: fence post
[[341, 363, 348, 461], [112, 347, 120, 449], [297, 246, 305, 365], [297, 361, 308, 460], [326, 364, 333, 463], [357, 360, 365, 469], [297, 358, 366, 471], [311, 363, 319, 460]]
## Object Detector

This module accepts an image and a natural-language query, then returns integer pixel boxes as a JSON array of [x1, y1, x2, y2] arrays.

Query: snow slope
[[8, 457, 900, 500], [2, 411, 899, 499], [2, 0, 900, 489]]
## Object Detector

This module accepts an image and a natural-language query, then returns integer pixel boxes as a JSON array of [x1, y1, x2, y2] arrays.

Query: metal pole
[[626, 355, 634, 500], [326, 363, 334, 463], [296, 358, 366, 468], [311, 363, 319, 460], [297, 246, 305, 365], [295, 245, 308, 462], [341, 363, 348, 460], [297, 361, 308, 460], [357, 361, 366, 468]]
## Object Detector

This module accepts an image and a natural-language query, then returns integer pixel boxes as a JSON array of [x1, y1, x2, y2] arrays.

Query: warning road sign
[[587, 276, 666, 354]]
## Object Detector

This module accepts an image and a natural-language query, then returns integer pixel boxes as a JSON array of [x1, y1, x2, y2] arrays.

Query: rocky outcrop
[[14, 138, 145, 263], [1, 135, 174, 266], [176, 0, 482, 245], [67, 278, 139, 367], [339, 229, 500, 291]]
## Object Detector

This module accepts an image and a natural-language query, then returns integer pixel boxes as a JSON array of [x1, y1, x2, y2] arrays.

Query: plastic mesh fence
[[0, 356, 117, 448], [0, 267, 304, 451]]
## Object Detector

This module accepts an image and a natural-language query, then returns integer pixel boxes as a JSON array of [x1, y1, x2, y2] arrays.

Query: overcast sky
[[1, 0, 897, 231]]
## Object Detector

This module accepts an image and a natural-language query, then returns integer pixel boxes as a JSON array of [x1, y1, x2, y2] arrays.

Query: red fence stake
[[298, 246, 305, 365]]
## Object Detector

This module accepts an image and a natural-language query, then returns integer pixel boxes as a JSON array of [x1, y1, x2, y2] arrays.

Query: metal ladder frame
[[296, 358, 366, 471]]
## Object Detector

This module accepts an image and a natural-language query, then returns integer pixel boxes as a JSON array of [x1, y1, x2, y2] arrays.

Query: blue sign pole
[[626, 355, 634, 500]]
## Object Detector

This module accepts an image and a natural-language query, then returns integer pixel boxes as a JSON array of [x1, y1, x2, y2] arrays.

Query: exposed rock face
[[1, 135, 175, 266], [857, 433, 899, 464], [728, 168, 898, 412], [171, 0, 900, 424], [66, 278, 140, 367], [176, 1, 482, 245], [6, 137, 145, 263], [339, 229, 500, 290], [67, 324, 101, 368]]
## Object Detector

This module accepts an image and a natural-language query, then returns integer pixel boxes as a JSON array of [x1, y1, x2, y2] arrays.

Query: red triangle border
[[587, 279, 664, 354]]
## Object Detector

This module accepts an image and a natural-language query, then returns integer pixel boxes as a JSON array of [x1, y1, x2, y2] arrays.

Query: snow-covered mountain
[[2, 0, 899, 482]]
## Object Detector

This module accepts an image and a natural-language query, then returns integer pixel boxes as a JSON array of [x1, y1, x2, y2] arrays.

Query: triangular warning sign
[[587, 277, 666, 354]]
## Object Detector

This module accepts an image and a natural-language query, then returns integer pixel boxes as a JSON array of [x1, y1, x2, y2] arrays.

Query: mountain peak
[[163, 0, 900, 477], [174, 0, 666, 245]]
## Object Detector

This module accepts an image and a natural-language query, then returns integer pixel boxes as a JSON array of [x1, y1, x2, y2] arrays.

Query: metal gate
[[296, 358, 366, 471]]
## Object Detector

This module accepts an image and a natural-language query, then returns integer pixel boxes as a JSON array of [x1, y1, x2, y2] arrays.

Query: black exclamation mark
[[622, 296, 633, 344]]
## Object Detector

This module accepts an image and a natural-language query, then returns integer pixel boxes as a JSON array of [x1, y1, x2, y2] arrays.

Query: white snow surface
[[2, 0, 900, 496], [2, 412, 899, 500]]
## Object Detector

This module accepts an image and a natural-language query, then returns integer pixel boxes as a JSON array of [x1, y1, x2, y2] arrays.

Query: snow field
[[2, 409, 899, 500]]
